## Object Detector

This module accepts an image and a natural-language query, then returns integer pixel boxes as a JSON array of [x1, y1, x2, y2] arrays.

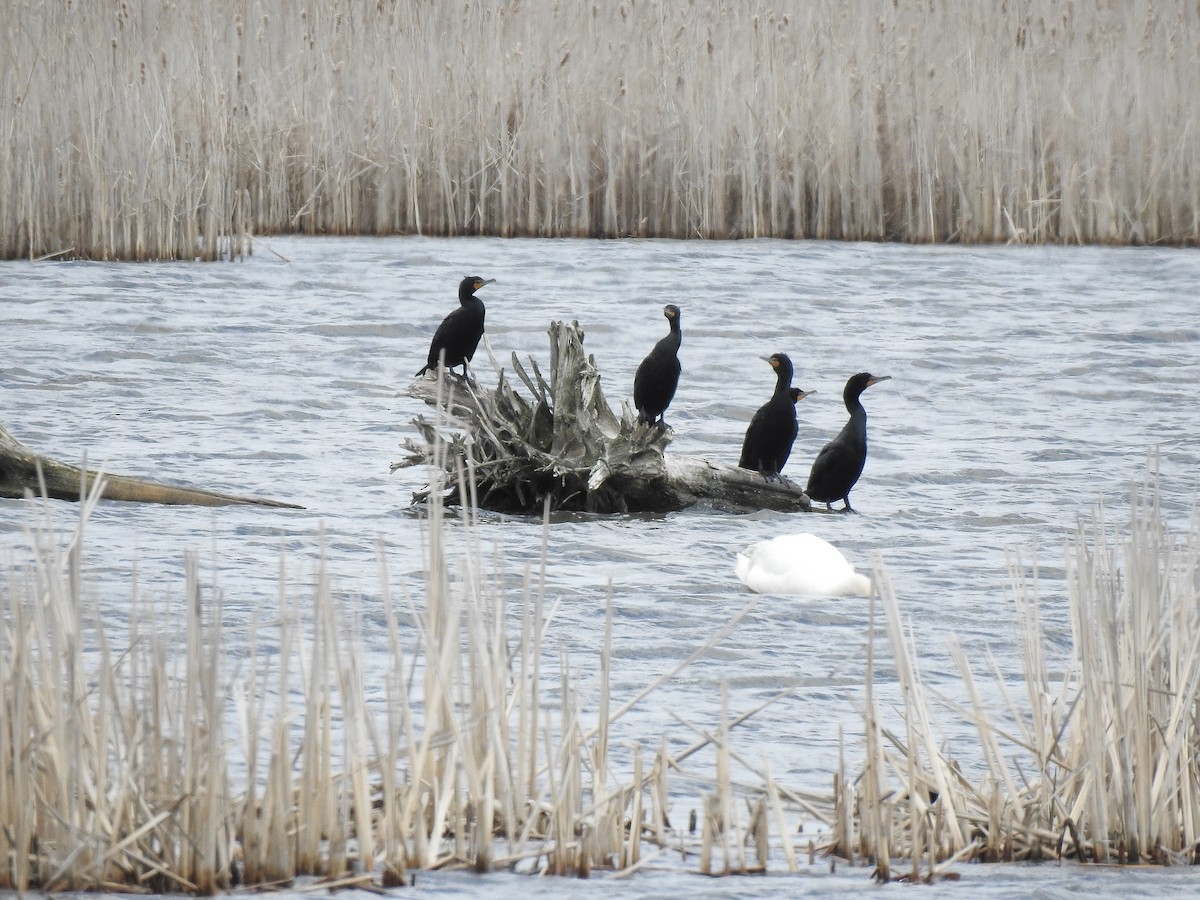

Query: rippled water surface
[[2, 236, 1199, 898]]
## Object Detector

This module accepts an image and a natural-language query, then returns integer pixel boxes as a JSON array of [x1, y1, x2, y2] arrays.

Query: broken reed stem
[[3, 1, 1195, 259], [861, 584, 889, 879]]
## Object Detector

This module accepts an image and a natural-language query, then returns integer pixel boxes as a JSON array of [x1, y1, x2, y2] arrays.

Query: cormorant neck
[[667, 320, 682, 350], [844, 392, 869, 438], [773, 366, 793, 397], [843, 382, 868, 412]]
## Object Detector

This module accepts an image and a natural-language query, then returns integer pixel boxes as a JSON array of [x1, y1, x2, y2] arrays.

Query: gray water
[[2, 236, 1199, 898]]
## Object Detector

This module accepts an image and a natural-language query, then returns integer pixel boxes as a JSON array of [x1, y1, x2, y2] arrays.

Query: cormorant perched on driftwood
[[805, 372, 890, 512], [398, 321, 811, 514], [738, 353, 810, 480], [416, 275, 495, 378], [633, 304, 682, 425]]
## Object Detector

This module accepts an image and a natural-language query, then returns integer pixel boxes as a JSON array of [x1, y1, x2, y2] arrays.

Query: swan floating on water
[[735, 533, 872, 597]]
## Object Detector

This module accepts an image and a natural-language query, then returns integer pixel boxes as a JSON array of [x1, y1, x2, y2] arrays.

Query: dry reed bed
[[842, 468, 1200, 879], [3, 448, 1200, 889], [0, 458, 827, 892], [2, 1, 1196, 259]]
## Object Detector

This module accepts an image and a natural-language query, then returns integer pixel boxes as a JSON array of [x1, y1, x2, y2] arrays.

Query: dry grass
[[2, 1, 1196, 258], [3, 424, 1200, 888], [843, 464, 1200, 879], [0, 443, 822, 890]]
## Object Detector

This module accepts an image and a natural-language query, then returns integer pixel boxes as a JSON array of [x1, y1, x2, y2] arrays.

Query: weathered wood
[[0, 423, 304, 508], [397, 321, 810, 514]]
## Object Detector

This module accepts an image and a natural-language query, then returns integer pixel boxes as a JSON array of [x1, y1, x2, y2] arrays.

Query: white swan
[[735, 533, 872, 597]]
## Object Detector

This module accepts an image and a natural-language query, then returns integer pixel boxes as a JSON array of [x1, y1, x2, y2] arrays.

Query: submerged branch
[[0, 423, 304, 508]]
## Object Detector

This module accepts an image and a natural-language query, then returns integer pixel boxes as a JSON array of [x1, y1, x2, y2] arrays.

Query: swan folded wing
[[735, 533, 870, 597]]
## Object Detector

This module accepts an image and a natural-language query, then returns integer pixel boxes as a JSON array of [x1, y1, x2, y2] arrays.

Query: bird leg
[[449, 363, 477, 384]]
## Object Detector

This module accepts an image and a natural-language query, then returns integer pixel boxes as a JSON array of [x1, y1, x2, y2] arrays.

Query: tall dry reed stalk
[[849, 464, 1200, 878], [0, 421, 818, 891], [2, 1, 1195, 258]]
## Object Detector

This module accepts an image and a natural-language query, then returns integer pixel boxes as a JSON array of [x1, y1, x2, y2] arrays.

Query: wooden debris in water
[[397, 320, 810, 514], [0, 420, 304, 508]]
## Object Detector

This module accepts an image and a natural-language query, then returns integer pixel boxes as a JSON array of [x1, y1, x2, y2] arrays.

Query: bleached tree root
[[397, 321, 810, 514]]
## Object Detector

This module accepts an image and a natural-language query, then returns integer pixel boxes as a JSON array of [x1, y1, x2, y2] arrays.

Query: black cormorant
[[415, 275, 495, 377], [633, 304, 682, 425], [738, 353, 810, 479], [805, 372, 891, 512]]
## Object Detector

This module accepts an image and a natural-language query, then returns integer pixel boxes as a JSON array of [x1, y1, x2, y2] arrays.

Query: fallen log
[[0, 422, 304, 508], [395, 320, 810, 514]]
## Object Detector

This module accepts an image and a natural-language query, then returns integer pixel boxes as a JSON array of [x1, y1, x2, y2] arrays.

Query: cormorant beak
[[476, 278, 496, 289], [867, 375, 892, 387], [759, 355, 778, 367], [799, 390, 815, 399]]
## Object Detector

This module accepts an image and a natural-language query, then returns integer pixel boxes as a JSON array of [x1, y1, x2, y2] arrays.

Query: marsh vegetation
[[3, 457, 1199, 890], [3, 1, 1195, 259]]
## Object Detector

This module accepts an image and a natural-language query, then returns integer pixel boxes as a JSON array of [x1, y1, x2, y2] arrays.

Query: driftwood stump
[[396, 321, 810, 514], [0, 422, 304, 508]]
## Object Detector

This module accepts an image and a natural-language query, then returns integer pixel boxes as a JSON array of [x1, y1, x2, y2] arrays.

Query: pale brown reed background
[[2, 0, 1197, 260]]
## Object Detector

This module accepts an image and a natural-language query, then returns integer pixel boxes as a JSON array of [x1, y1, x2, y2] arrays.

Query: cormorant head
[[844, 372, 891, 402], [760, 352, 794, 380], [789, 387, 815, 404], [663, 304, 681, 320], [460, 275, 496, 297], [757, 352, 794, 389]]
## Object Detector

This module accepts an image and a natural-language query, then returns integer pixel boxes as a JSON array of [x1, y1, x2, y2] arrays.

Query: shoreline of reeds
[[4, 439, 1200, 892], [2, 1, 1196, 260]]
